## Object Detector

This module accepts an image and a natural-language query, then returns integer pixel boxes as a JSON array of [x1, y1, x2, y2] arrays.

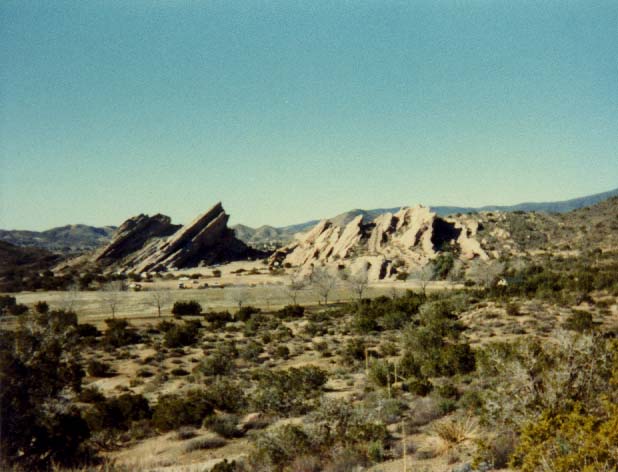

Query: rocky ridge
[[270, 205, 488, 280]]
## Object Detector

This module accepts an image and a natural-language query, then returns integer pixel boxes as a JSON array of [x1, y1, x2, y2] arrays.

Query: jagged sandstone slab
[[270, 205, 488, 280]]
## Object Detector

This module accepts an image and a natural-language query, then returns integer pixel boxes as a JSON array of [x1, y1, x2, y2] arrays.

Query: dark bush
[[0, 321, 89, 469], [441, 342, 476, 376], [274, 345, 290, 359], [37, 309, 78, 333], [102, 319, 141, 348], [164, 320, 201, 348], [172, 300, 202, 317], [204, 414, 242, 438], [204, 310, 233, 328], [563, 310, 595, 333], [76, 323, 101, 338], [240, 340, 263, 363], [0, 295, 28, 316], [342, 337, 368, 363], [211, 459, 240, 472], [277, 304, 305, 319], [171, 368, 190, 376], [156, 320, 175, 332], [506, 303, 521, 317], [251, 366, 328, 415], [203, 378, 247, 413], [87, 359, 113, 377], [34, 300, 49, 314], [236, 305, 261, 322], [436, 382, 460, 400], [152, 390, 214, 431], [406, 376, 433, 396], [79, 386, 105, 403], [85, 393, 152, 432], [195, 350, 235, 376]]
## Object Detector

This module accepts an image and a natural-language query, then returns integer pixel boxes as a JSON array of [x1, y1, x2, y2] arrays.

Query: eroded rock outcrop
[[88, 203, 260, 273], [270, 205, 488, 280], [94, 214, 179, 264]]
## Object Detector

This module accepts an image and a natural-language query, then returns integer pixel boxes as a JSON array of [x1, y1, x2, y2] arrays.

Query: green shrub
[[0, 317, 88, 470], [342, 337, 367, 363], [436, 382, 460, 400], [406, 376, 433, 396], [156, 320, 175, 332], [87, 359, 113, 377], [277, 304, 305, 319], [251, 366, 328, 415], [511, 402, 618, 472], [368, 360, 394, 388], [195, 350, 235, 377], [236, 305, 261, 322], [203, 378, 247, 413], [78, 386, 105, 403], [102, 319, 141, 348], [164, 320, 201, 348], [204, 310, 233, 328], [274, 345, 290, 359], [85, 393, 152, 432], [441, 342, 476, 376], [563, 310, 595, 332], [240, 340, 263, 362], [211, 459, 240, 472], [203, 414, 242, 438], [152, 390, 214, 431], [506, 302, 521, 316]]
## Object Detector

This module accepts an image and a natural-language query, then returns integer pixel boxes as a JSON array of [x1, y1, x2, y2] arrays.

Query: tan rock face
[[90, 203, 260, 273], [270, 205, 488, 280]]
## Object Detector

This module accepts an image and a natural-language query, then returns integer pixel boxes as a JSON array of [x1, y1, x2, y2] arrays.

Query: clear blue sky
[[1, 0, 617, 231]]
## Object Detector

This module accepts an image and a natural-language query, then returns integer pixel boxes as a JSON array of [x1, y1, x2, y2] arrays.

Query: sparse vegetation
[[2, 199, 618, 471]]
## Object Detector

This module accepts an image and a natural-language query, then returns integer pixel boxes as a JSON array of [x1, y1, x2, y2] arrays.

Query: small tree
[[147, 287, 171, 317], [226, 287, 249, 310], [311, 267, 337, 305], [345, 266, 369, 301], [408, 264, 435, 296], [59, 283, 80, 313], [285, 269, 307, 305], [100, 280, 125, 319], [467, 259, 506, 289]]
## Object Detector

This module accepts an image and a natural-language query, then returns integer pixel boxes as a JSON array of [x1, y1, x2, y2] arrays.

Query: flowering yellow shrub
[[511, 401, 618, 472]]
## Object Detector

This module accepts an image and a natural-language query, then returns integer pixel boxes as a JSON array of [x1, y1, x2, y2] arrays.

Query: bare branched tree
[[147, 286, 172, 317], [226, 287, 250, 310], [100, 280, 125, 319], [408, 264, 435, 296], [285, 269, 308, 305], [467, 259, 506, 289], [59, 282, 80, 312], [311, 267, 337, 305], [345, 266, 369, 301]]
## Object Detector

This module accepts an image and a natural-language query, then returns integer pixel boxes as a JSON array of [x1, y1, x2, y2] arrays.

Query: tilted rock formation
[[87, 203, 260, 273], [94, 214, 180, 264], [270, 205, 488, 280]]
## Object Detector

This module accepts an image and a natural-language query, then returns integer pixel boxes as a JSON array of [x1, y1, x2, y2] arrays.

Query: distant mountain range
[[0, 225, 116, 255], [233, 187, 618, 248], [1, 187, 616, 253]]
